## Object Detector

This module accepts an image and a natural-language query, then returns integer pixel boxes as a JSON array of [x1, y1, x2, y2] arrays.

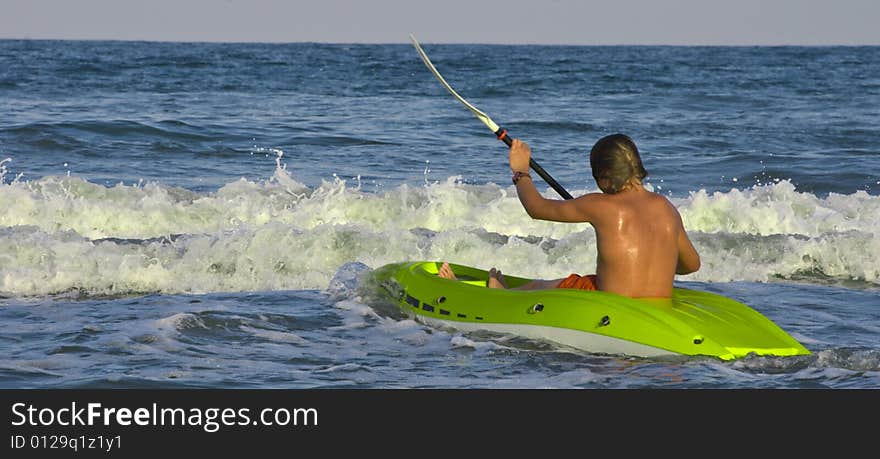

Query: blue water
[[1, 40, 878, 388]]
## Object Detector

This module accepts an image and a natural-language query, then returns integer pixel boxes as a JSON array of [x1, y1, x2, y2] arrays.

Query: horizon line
[[2, 36, 878, 47]]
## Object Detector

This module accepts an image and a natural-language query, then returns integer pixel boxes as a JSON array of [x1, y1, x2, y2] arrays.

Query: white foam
[[239, 325, 308, 345], [450, 334, 500, 351], [1, 160, 878, 296], [681, 181, 880, 238]]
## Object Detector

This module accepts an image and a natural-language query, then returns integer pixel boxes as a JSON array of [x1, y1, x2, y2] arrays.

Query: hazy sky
[[2, 0, 878, 45]]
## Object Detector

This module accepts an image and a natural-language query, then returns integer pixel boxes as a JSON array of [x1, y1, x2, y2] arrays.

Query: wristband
[[512, 171, 531, 185]]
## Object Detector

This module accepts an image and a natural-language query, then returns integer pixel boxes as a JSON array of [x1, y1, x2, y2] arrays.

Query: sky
[[1, 0, 879, 45]]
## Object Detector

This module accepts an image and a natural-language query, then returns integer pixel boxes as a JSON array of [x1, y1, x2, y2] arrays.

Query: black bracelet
[[512, 171, 531, 185]]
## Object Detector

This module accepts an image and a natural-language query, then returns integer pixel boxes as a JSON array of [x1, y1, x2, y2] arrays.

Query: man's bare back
[[578, 185, 698, 297], [439, 135, 701, 298]]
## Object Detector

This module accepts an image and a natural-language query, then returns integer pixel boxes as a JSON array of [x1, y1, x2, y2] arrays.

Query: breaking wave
[[1, 157, 878, 296]]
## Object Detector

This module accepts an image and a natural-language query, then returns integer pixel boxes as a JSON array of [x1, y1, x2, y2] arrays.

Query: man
[[438, 134, 701, 298]]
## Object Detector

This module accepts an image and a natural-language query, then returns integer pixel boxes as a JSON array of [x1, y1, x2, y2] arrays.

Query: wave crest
[[1, 164, 878, 296]]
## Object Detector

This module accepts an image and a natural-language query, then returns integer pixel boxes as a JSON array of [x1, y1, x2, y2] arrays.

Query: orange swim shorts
[[557, 274, 599, 291]]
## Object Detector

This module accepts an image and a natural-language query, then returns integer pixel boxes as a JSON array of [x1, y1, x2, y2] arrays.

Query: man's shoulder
[[643, 190, 677, 207], [644, 189, 669, 200], [573, 190, 676, 214]]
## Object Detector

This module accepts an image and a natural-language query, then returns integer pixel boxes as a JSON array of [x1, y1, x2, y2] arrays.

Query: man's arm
[[675, 213, 701, 275], [514, 176, 601, 222], [509, 139, 600, 223]]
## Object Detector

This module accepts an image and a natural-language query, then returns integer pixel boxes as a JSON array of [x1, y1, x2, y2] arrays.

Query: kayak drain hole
[[693, 336, 704, 345], [529, 303, 544, 314], [599, 316, 610, 327], [436, 296, 446, 304]]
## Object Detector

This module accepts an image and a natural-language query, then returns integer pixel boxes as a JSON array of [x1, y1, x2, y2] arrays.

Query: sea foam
[[1, 161, 878, 296]]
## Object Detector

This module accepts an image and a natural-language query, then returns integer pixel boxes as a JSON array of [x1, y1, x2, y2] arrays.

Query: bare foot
[[438, 262, 457, 280], [487, 267, 508, 289]]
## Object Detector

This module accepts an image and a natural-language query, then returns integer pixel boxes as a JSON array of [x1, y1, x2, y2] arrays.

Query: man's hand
[[509, 139, 531, 173]]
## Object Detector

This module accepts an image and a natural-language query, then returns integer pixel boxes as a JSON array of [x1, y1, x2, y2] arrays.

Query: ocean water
[[1, 40, 878, 388]]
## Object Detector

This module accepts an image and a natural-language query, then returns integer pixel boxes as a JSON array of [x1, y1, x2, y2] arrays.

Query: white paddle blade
[[409, 34, 500, 133]]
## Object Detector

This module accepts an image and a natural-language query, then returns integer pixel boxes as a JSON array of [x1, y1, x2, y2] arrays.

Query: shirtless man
[[438, 134, 701, 298]]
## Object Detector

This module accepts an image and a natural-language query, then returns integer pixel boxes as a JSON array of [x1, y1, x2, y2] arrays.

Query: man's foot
[[487, 268, 508, 289], [438, 262, 457, 280]]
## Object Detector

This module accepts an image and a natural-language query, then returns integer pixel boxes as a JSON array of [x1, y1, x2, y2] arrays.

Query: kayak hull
[[374, 261, 811, 361]]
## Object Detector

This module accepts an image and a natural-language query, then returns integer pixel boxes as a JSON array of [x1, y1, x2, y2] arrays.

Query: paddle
[[409, 34, 574, 200]]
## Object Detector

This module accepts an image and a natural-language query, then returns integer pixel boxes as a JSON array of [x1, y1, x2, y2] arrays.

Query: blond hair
[[589, 134, 648, 194]]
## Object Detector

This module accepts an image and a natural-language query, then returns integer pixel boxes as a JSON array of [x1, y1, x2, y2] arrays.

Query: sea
[[1, 40, 878, 389]]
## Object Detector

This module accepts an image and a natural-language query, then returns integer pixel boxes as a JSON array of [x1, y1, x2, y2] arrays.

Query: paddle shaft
[[494, 128, 574, 200], [409, 35, 573, 201]]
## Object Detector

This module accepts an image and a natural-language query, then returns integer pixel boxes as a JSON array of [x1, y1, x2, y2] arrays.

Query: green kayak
[[374, 261, 811, 360]]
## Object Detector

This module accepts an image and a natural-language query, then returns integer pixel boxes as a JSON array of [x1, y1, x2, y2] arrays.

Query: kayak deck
[[376, 261, 811, 360]]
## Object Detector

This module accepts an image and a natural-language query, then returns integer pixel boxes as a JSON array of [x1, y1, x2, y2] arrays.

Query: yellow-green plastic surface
[[376, 261, 811, 360]]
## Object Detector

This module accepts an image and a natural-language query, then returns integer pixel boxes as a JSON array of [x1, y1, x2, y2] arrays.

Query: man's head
[[589, 134, 648, 194]]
